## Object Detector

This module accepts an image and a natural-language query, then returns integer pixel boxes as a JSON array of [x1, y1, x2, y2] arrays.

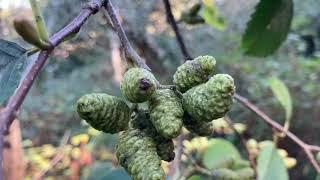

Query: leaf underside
[[268, 76, 292, 122], [0, 39, 27, 105]]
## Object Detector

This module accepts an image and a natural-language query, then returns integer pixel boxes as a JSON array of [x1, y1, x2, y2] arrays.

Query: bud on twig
[[13, 17, 50, 49]]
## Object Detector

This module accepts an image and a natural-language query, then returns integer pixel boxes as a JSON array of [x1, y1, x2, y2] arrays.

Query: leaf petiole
[[27, 47, 40, 56], [29, 0, 50, 43]]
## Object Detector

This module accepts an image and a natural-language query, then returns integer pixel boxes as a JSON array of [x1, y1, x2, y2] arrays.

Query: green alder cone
[[121, 68, 159, 103], [130, 111, 175, 162], [182, 113, 214, 136], [149, 89, 183, 139], [173, 55, 216, 93], [183, 74, 235, 122], [116, 128, 165, 180], [76, 93, 130, 134]]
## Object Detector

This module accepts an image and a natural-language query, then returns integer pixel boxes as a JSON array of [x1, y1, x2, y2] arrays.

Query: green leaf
[[257, 142, 289, 180], [242, 0, 293, 57], [268, 77, 292, 129], [0, 39, 27, 104], [203, 138, 240, 169], [200, 0, 226, 31], [188, 175, 209, 180]]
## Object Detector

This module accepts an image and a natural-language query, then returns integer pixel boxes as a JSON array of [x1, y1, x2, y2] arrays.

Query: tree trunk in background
[[129, 32, 167, 75], [3, 119, 25, 180], [110, 32, 123, 83], [116, 0, 167, 75]]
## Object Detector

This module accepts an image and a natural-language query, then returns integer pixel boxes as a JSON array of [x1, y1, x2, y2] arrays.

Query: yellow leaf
[[71, 148, 81, 159], [277, 149, 288, 158], [87, 127, 100, 136], [284, 157, 297, 169], [71, 133, 90, 146], [202, 0, 214, 7]]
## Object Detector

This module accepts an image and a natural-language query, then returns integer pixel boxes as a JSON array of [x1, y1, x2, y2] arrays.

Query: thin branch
[[176, 135, 184, 170], [0, 1, 105, 178], [234, 94, 320, 173], [29, 0, 50, 42], [34, 130, 71, 179], [104, 0, 151, 71], [162, 0, 192, 61], [167, 134, 184, 178], [309, 145, 320, 152], [101, 9, 116, 31]]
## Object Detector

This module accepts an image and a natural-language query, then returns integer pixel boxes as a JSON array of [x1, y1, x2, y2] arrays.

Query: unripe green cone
[[183, 113, 214, 136], [183, 74, 235, 122], [76, 93, 130, 134], [149, 89, 183, 139], [121, 68, 158, 103], [173, 55, 216, 93], [13, 17, 50, 49], [130, 111, 175, 162], [116, 128, 165, 180]]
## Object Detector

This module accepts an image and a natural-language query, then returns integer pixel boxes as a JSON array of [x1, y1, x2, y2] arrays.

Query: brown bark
[[3, 119, 25, 180]]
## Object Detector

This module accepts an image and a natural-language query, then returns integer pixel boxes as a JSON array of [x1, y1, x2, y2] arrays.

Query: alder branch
[[162, 0, 320, 174], [234, 94, 320, 173], [101, 9, 116, 31], [162, 0, 192, 61], [104, 0, 151, 71], [0, 1, 105, 179]]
